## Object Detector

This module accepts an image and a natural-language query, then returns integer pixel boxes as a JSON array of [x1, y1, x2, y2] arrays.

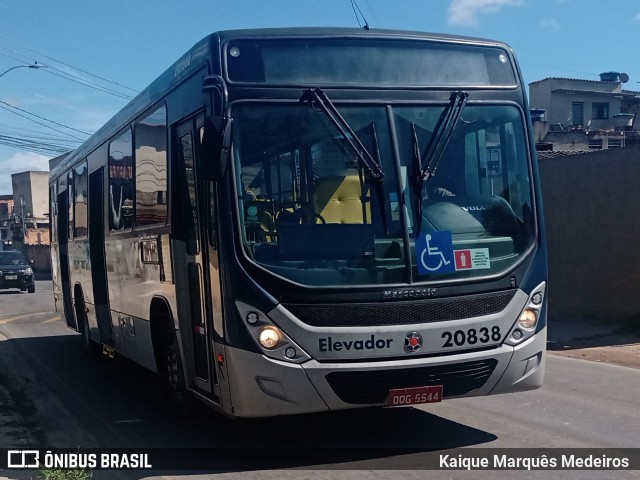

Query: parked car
[[0, 250, 35, 293]]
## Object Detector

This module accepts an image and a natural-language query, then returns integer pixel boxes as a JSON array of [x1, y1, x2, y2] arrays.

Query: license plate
[[386, 385, 443, 406], [4, 275, 17, 280]]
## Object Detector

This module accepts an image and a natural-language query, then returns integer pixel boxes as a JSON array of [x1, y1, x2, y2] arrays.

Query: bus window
[[108, 129, 134, 231], [73, 161, 88, 238], [50, 183, 58, 243], [234, 102, 534, 285], [67, 171, 74, 240], [135, 105, 168, 226], [179, 132, 199, 255]]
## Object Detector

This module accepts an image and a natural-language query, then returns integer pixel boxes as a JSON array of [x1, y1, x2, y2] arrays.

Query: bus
[[49, 27, 547, 418]]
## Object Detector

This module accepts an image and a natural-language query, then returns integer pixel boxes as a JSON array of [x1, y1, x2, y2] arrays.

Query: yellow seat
[[313, 175, 369, 224]]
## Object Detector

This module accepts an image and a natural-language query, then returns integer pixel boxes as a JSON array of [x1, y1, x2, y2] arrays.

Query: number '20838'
[[441, 326, 501, 348]]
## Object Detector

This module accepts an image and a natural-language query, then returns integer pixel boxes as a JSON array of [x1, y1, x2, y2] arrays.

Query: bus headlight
[[505, 282, 546, 346], [235, 300, 311, 364], [518, 309, 537, 330], [259, 326, 281, 349]]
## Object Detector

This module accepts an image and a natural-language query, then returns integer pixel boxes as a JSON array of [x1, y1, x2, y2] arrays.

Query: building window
[[592, 102, 609, 120], [572, 102, 584, 127], [134, 105, 168, 226]]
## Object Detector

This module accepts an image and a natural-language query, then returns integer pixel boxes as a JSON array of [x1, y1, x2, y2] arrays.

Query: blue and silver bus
[[49, 28, 547, 417]]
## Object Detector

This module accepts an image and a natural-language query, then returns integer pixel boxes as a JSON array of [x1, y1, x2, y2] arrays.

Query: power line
[[0, 50, 134, 100], [0, 134, 76, 156], [0, 36, 134, 157], [0, 122, 83, 143], [0, 100, 92, 136], [0, 103, 87, 142], [41, 66, 134, 101], [0, 33, 139, 93]]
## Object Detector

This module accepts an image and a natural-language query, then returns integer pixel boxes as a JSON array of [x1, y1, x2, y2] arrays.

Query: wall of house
[[539, 144, 640, 320], [11, 171, 49, 220], [21, 244, 51, 276], [551, 93, 621, 129], [23, 227, 50, 246], [0, 197, 13, 220], [529, 78, 623, 129], [529, 81, 552, 115]]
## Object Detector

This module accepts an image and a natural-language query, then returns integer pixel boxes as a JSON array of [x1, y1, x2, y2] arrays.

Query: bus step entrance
[[102, 344, 116, 359]]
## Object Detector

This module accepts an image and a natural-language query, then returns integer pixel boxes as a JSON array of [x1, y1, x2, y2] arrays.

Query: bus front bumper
[[223, 327, 546, 418]]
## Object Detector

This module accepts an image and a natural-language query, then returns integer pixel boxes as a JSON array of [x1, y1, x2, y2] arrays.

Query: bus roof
[[215, 27, 509, 47], [50, 27, 514, 181]]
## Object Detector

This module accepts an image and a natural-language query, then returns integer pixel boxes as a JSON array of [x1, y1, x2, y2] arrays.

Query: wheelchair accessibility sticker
[[416, 231, 491, 275]]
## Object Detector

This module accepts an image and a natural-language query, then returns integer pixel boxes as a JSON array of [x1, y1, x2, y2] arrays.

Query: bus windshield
[[232, 101, 535, 286]]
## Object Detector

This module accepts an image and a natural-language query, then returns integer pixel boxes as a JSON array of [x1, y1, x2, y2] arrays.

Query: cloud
[[540, 18, 560, 30], [448, 0, 523, 26], [0, 151, 51, 194], [633, 12, 640, 22]]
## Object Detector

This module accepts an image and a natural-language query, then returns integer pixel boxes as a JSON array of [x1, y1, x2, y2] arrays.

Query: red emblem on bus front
[[404, 332, 423, 352]]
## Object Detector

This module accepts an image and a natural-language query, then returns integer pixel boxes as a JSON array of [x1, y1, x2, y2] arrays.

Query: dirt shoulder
[[547, 319, 640, 369]]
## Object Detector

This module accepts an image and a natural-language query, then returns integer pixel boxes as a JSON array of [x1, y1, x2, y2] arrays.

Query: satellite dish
[[619, 73, 629, 83]]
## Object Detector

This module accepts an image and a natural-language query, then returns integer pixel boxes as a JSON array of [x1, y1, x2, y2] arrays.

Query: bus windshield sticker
[[454, 248, 491, 270], [416, 232, 491, 275], [417, 231, 456, 275]]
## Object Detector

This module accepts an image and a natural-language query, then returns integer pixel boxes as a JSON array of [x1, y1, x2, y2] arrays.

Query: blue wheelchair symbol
[[416, 231, 455, 275]]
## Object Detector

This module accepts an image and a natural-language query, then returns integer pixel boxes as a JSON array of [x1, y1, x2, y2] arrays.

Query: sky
[[0, 0, 639, 195]]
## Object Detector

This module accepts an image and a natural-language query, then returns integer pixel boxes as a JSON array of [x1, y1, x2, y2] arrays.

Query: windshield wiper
[[300, 88, 384, 182], [418, 90, 468, 182], [412, 91, 468, 233]]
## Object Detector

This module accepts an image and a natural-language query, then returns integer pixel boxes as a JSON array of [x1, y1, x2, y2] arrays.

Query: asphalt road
[[0, 282, 639, 480]]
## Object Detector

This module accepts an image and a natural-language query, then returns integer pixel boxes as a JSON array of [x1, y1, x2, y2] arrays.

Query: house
[[529, 72, 640, 151], [0, 194, 14, 250], [7, 171, 51, 272]]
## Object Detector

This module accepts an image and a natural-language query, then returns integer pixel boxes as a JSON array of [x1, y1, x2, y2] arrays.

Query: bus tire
[[162, 335, 190, 411], [151, 300, 193, 413]]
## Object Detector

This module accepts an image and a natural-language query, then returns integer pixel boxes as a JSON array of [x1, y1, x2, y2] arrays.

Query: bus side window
[[108, 129, 134, 231], [135, 105, 168, 226], [73, 161, 88, 238], [68, 171, 74, 240], [178, 132, 199, 255]]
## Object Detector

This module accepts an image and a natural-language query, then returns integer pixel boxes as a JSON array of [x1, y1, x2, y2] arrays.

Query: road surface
[[0, 281, 638, 479]]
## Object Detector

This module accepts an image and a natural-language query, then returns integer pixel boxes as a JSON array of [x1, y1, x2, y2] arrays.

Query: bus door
[[57, 190, 76, 330], [172, 114, 219, 398], [88, 167, 113, 345]]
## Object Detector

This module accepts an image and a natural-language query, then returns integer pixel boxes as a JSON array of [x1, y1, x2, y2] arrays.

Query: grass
[[34, 468, 93, 480]]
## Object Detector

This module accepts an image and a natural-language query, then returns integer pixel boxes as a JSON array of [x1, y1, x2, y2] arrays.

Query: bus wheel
[[162, 338, 189, 409]]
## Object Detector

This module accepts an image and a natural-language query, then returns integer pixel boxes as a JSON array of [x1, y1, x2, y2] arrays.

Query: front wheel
[[162, 338, 190, 410], [27, 284, 35, 294]]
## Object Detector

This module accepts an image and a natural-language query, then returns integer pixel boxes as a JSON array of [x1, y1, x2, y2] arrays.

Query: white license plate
[[4, 275, 17, 280]]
